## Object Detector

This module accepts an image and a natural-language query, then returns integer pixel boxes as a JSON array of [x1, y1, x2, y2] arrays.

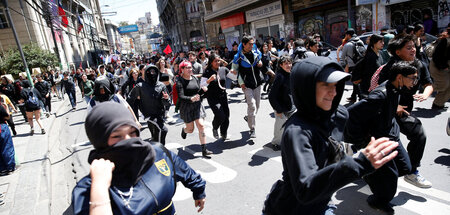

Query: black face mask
[[88, 137, 156, 187], [145, 69, 159, 85]]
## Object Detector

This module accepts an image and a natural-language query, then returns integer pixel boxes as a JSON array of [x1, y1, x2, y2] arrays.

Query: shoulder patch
[[155, 159, 171, 176]]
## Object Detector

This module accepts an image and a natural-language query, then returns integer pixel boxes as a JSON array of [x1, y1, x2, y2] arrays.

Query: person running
[[72, 102, 206, 215], [81, 74, 94, 104], [429, 24, 450, 110], [61, 72, 77, 110], [128, 66, 170, 145], [188, 51, 203, 78], [268, 55, 294, 151], [231, 34, 264, 138], [34, 74, 52, 115], [177, 61, 212, 157], [201, 53, 230, 140], [263, 56, 398, 215], [355, 34, 384, 98]]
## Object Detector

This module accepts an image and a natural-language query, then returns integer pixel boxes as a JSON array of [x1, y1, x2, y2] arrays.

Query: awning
[[204, 0, 259, 22], [220, 12, 245, 29]]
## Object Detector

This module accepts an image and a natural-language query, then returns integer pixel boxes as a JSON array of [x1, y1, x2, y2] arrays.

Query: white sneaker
[[404, 172, 432, 188]]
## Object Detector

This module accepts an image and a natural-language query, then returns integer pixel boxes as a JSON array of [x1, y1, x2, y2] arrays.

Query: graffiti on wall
[[438, 0, 449, 28], [356, 6, 373, 34], [298, 16, 324, 37], [283, 23, 295, 40], [325, 11, 347, 47], [391, 7, 434, 29]]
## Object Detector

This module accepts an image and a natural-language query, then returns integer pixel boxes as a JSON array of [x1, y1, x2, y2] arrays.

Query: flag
[[77, 14, 83, 33], [58, 0, 68, 28], [163, 45, 172, 55]]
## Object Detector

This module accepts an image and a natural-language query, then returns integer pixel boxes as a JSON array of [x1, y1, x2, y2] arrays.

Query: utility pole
[[3, 0, 33, 86], [201, 0, 208, 48], [347, 0, 352, 28]]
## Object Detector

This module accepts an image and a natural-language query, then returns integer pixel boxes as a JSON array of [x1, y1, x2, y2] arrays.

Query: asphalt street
[[57, 83, 450, 215]]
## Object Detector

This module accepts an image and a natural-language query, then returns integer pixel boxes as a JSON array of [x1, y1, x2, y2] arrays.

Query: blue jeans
[[0, 123, 15, 171], [324, 204, 337, 215], [84, 96, 91, 104], [66, 89, 76, 108]]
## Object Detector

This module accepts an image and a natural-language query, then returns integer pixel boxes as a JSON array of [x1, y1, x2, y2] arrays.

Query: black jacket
[[345, 81, 401, 149], [432, 37, 450, 70], [129, 81, 169, 118], [268, 68, 294, 114], [359, 48, 383, 96], [265, 57, 374, 215], [34, 81, 51, 100]]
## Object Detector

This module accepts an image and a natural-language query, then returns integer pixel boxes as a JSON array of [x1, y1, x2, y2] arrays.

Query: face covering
[[88, 137, 155, 187], [145, 66, 160, 85]]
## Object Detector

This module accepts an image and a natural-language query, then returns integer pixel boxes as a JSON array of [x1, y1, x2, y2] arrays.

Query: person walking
[[34, 74, 52, 115], [268, 55, 294, 151], [20, 80, 45, 135], [231, 35, 264, 138], [430, 24, 450, 110], [355, 34, 384, 98], [61, 72, 77, 110], [263, 56, 398, 215], [176, 61, 212, 157], [81, 74, 94, 104], [72, 102, 206, 215]]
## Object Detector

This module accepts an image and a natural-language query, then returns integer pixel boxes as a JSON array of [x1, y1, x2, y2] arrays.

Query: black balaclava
[[85, 102, 155, 187], [93, 76, 114, 102], [144, 65, 159, 85]]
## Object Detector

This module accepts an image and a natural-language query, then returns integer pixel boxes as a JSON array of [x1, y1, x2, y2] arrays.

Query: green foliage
[[0, 43, 58, 75], [119, 21, 129, 27]]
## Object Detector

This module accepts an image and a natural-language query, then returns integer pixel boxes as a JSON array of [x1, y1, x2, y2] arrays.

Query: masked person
[[263, 57, 399, 215], [72, 102, 206, 215], [128, 66, 170, 145], [345, 61, 419, 213], [88, 76, 140, 127]]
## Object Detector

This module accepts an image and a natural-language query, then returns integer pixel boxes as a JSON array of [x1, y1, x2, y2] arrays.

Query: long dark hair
[[206, 53, 220, 70], [367, 34, 383, 51]]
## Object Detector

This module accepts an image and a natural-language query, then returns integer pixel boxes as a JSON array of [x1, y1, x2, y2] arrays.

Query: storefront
[[246, 1, 285, 42], [220, 12, 245, 49]]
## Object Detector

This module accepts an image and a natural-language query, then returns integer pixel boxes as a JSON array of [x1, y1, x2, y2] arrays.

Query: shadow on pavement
[[69, 121, 85, 126], [434, 148, 450, 167], [248, 143, 280, 166], [334, 180, 376, 215], [392, 191, 427, 206], [412, 107, 444, 118]]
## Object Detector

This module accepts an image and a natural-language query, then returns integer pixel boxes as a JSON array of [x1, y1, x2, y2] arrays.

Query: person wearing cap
[[340, 28, 365, 103], [128, 65, 170, 145], [345, 61, 420, 213], [72, 102, 206, 215], [263, 56, 398, 215]]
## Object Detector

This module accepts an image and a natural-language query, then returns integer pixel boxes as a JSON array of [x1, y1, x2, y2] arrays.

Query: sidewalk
[[0, 94, 69, 215]]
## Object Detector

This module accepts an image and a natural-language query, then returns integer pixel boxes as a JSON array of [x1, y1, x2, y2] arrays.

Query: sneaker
[[181, 128, 187, 139], [404, 171, 432, 188], [212, 129, 219, 139], [41, 129, 46, 134], [250, 129, 256, 138], [366, 195, 394, 214], [243, 116, 248, 122]]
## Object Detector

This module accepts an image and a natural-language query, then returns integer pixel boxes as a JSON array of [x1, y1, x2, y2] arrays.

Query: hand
[[191, 94, 200, 102], [201, 86, 208, 92], [275, 112, 283, 118], [257, 61, 263, 67], [90, 159, 115, 188], [396, 105, 409, 116], [208, 74, 216, 83], [194, 199, 205, 212], [162, 91, 169, 100], [362, 137, 399, 169], [240, 84, 246, 91], [413, 94, 428, 102]]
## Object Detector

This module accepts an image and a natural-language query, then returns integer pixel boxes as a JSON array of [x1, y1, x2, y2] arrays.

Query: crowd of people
[[0, 21, 449, 214]]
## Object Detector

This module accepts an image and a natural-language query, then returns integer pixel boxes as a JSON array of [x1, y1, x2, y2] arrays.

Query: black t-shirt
[[202, 67, 229, 97], [0, 103, 9, 124]]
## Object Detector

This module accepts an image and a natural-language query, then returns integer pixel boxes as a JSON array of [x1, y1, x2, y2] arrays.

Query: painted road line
[[166, 142, 237, 184]]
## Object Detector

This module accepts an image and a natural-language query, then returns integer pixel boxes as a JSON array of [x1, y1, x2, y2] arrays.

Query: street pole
[[201, 0, 208, 48], [347, 0, 352, 28], [3, 0, 33, 86]]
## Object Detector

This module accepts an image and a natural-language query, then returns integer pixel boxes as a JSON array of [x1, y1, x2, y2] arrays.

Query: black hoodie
[[265, 57, 374, 215]]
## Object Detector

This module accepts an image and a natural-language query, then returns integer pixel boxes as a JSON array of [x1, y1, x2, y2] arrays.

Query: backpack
[[350, 40, 366, 63], [25, 89, 40, 109]]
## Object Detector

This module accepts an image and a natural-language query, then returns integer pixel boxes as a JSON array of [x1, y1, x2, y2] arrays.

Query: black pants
[[45, 95, 52, 112], [18, 105, 27, 122], [364, 142, 411, 204], [349, 67, 361, 100], [6, 114, 16, 134], [207, 95, 230, 136], [147, 115, 167, 145], [396, 115, 426, 173]]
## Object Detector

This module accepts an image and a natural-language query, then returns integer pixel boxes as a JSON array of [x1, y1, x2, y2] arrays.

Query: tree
[[119, 21, 129, 27], [0, 43, 58, 76]]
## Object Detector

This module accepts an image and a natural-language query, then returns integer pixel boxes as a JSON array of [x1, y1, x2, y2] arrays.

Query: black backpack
[[25, 89, 40, 110], [350, 40, 366, 63]]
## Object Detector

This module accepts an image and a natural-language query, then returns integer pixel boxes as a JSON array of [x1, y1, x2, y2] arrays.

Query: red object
[[220, 12, 245, 30], [58, 0, 68, 28], [163, 45, 172, 55], [77, 15, 84, 33]]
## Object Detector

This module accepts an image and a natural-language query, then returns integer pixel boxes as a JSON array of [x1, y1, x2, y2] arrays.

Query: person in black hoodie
[[263, 56, 398, 215], [128, 65, 170, 145], [268, 55, 294, 150], [345, 61, 419, 213]]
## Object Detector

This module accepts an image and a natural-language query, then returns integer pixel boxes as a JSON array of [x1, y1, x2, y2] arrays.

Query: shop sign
[[220, 12, 245, 29], [380, 0, 410, 5], [246, 1, 282, 23], [356, 0, 376, 6]]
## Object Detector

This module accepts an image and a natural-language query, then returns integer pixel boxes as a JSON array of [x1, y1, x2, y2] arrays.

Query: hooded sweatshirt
[[265, 57, 374, 215]]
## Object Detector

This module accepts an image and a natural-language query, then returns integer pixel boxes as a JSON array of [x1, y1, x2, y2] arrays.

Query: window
[[0, 8, 9, 29]]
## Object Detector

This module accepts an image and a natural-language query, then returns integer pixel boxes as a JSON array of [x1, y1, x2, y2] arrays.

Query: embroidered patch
[[155, 159, 170, 176]]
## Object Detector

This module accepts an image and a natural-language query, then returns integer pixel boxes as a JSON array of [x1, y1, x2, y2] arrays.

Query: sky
[[98, 0, 160, 26]]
